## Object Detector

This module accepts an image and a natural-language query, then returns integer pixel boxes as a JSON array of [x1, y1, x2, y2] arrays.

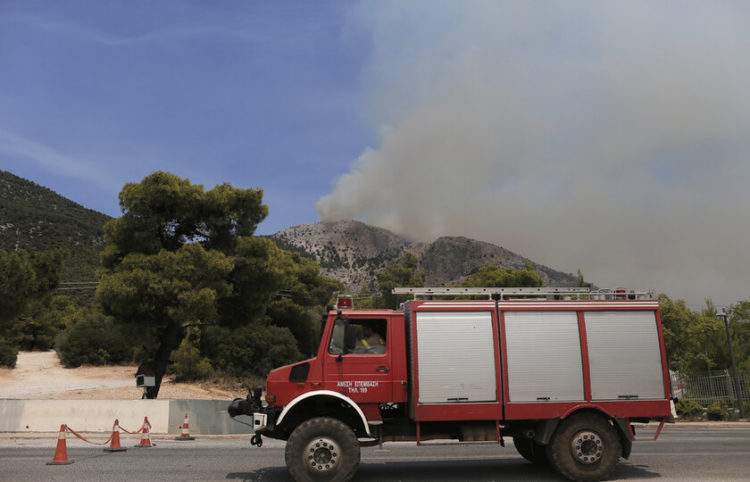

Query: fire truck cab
[[229, 287, 673, 482]]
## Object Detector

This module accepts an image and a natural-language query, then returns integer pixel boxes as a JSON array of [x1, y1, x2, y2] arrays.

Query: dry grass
[[0, 351, 250, 400]]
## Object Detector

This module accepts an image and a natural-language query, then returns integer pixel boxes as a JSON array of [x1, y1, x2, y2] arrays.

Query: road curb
[[661, 421, 750, 430], [2, 421, 748, 440]]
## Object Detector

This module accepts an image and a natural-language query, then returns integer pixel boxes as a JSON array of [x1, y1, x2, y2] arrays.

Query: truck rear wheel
[[513, 435, 548, 464], [285, 417, 360, 482], [547, 413, 621, 481]]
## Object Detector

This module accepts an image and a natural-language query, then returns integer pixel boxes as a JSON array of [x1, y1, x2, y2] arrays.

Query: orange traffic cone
[[104, 419, 127, 452], [135, 417, 154, 448], [46, 424, 74, 465], [175, 412, 195, 441]]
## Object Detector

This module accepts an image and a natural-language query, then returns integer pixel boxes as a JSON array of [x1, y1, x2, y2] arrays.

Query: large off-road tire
[[285, 417, 361, 482], [547, 413, 621, 482], [513, 435, 549, 464]]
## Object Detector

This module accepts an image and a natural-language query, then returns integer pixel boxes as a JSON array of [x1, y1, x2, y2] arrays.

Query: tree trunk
[[143, 322, 183, 399]]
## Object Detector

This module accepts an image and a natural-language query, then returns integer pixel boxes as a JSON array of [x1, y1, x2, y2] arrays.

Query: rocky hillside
[[271, 220, 579, 291], [0, 170, 110, 281], [0, 170, 578, 290]]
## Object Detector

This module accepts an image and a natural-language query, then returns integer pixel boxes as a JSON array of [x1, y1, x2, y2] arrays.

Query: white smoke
[[318, 1, 750, 306]]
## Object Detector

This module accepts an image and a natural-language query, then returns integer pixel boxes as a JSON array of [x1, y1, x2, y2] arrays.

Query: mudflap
[[613, 418, 633, 459], [533, 418, 560, 445]]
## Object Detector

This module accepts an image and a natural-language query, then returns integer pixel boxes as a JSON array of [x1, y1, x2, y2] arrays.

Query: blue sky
[[2, 1, 749, 306], [0, 0, 372, 234]]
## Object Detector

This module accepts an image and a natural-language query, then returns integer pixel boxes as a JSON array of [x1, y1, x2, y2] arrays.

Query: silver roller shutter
[[415, 311, 497, 403], [585, 311, 665, 400], [505, 311, 585, 402]]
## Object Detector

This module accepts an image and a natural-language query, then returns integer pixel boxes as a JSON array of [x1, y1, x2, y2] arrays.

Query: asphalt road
[[1, 425, 749, 481]]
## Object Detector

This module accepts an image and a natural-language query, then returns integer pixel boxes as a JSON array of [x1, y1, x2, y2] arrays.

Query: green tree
[[728, 301, 750, 372], [98, 237, 234, 397], [0, 248, 64, 366], [685, 301, 732, 374], [462, 264, 543, 289], [659, 295, 698, 371], [0, 249, 37, 326], [658, 295, 750, 375], [219, 237, 342, 357], [353, 285, 381, 309], [98, 172, 264, 398], [274, 250, 343, 354], [97, 172, 341, 396], [100, 172, 267, 267], [377, 252, 426, 309]]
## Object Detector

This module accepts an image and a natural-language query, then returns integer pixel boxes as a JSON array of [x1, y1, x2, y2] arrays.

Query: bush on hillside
[[0, 339, 18, 368], [10, 296, 77, 351], [55, 312, 132, 367]]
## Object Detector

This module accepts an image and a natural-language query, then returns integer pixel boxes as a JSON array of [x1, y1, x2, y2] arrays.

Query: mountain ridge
[[271, 220, 579, 291], [0, 170, 579, 290], [0, 170, 111, 281]]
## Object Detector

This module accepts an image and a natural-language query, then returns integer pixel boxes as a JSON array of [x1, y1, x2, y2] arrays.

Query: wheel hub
[[571, 430, 604, 465], [304, 437, 340, 473]]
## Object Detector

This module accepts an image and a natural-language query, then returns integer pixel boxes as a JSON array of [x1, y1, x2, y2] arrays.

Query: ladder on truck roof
[[391, 286, 655, 300]]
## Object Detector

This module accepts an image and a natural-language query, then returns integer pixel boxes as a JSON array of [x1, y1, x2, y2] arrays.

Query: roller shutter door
[[585, 311, 665, 400], [415, 311, 496, 403], [505, 311, 584, 402]]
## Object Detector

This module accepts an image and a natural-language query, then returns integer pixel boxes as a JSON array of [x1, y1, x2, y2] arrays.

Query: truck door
[[323, 316, 394, 403]]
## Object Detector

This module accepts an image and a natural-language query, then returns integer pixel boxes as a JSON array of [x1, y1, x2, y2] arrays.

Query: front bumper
[[227, 391, 280, 436]]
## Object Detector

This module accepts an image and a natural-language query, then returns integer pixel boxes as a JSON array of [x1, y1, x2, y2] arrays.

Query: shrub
[[202, 322, 302, 378], [725, 406, 740, 421], [9, 296, 75, 351], [675, 399, 704, 420], [55, 312, 132, 367], [0, 339, 18, 368], [706, 401, 727, 421], [171, 337, 213, 381], [11, 319, 56, 351]]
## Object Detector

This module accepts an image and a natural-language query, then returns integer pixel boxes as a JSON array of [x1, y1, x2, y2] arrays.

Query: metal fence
[[672, 369, 750, 406]]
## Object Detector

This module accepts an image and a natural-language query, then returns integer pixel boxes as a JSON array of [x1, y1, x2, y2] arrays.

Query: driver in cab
[[353, 323, 385, 354]]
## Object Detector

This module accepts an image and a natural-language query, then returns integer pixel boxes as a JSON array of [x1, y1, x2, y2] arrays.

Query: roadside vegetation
[[675, 399, 750, 421], [0, 172, 341, 399], [1, 171, 748, 405]]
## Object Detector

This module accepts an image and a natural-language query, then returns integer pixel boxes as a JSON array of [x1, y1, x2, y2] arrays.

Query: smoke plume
[[318, 1, 750, 306]]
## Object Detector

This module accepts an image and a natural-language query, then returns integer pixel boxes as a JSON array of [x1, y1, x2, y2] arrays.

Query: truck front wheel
[[547, 413, 621, 481], [285, 417, 360, 482]]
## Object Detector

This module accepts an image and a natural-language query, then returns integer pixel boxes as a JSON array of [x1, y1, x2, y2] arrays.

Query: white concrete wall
[[0, 399, 252, 434], [0, 400, 169, 433], [168, 399, 253, 435]]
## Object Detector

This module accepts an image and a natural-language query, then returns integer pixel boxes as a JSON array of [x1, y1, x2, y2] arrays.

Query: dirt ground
[[0, 351, 248, 400]]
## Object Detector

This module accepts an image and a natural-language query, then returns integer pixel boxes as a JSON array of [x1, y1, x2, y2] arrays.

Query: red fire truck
[[229, 287, 674, 481]]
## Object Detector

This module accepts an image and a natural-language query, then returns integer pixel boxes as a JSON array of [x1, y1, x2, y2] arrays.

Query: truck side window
[[328, 319, 387, 355], [328, 318, 347, 355]]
